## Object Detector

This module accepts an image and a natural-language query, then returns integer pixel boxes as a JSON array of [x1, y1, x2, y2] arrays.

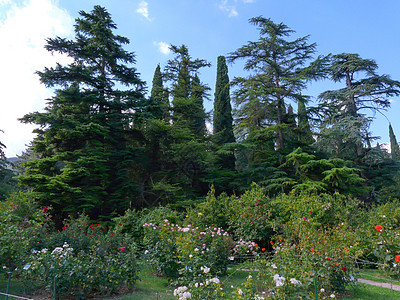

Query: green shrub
[[143, 219, 232, 284]]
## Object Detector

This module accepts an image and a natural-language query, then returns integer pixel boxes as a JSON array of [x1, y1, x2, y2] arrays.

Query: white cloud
[[0, 0, 11, 5], [219, 0, 238, 17], [136, 0, 151, 21], [0, 0, 74, 157], [153, 41, 170, 55]]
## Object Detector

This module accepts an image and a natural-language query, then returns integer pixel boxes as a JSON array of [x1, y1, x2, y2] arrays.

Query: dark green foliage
[[318, 53, 400, 158], [228, 16, 328, 151], [297, 99, 314, 146], [389, 124, 400, 160], [0, 132, 16, 200], [165, 44, 210, 136], [148, 64, 169, 120], [213, 56, 235, 146], [18, 6, 146, 224]]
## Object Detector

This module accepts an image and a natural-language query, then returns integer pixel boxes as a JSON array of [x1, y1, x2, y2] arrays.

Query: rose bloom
[[342, 266, 347, 272], [395, 255, 400, 263], [375, 225, 383, 232]]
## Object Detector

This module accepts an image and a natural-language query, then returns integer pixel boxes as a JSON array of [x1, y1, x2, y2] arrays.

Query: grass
[[3, 264, 400, 299], [343, 283, 400, 299], [0, 272, 43, 298], [118, 263, 253, 299]]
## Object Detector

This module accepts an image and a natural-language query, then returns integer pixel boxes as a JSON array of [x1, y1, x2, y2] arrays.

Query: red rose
[[342, 266, 347, 271], [375, 225, 383, 232], [395, 255, 400, 263]]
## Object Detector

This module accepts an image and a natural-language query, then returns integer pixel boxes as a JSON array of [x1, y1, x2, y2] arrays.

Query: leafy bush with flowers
[[370, 222, 400, 281], [184, 187, 231, 230], [25, 214, 139, 298], [226, 184, 274, 244], [142, 219, 232, 283], [0, 192, 48, 270], [353, 200, 400, 260], [248, 224, 358, 299], [173, 271, 264, 300]]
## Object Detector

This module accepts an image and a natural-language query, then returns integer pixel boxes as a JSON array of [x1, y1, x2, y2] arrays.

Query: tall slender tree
[[297, 99, 314, 146], [213, 56, 235, 148], [19, 6, 146, 223], [389, 123, 400, 160]]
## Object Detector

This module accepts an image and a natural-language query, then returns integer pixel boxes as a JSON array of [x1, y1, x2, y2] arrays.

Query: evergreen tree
[[148, 64, 169, 120], [297, 99, 314, 146], [228, 17, 327, 151], [160, 45, 212, 202], [389, 123, 400, 160], [0, 131, 16, 200], [209, 56, 236, 192], [165, 44, 210, 136], [213, 56, 235, 146], [318, 53, 400, 158], [190, 74, 207, 136], [19, 6, 146, 223]]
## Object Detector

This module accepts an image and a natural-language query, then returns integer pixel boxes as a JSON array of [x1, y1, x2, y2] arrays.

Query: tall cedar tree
[[228, 17, 327, 151], [19, 6, 146, 224], [319, 53, 400, 158]]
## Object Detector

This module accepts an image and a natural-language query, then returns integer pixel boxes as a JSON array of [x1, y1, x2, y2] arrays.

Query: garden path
[[358, 278, 400, 291]]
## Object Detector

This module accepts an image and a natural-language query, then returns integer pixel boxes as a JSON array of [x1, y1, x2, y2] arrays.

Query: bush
[[142, 219, 232, 284], [227, 184, 274, 244], [249, 225, 358, 299], [0, 193, 47, 269], [24, 214, 139, 298]]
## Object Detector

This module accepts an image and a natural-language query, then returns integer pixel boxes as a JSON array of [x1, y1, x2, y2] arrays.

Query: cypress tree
[[213, 56, 235, 146], [389, 123, 400, 160], [297, 99, 314, 146]]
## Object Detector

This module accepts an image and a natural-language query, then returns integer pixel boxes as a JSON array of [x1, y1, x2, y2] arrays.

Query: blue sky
[[1, 0, 400, 156]]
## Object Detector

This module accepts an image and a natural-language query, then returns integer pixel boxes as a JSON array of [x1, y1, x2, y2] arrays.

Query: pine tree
[[389, 123, 400, 160], [18, 6, 146, 223]]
